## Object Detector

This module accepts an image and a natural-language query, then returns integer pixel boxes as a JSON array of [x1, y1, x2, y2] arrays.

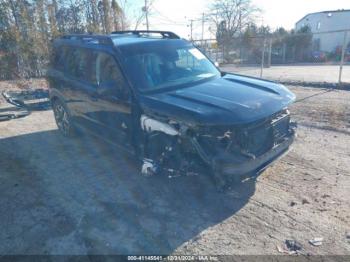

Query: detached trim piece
[[0, 110, 30, 122], [3, 89, 50, 110], [0, 89, 50, 122]]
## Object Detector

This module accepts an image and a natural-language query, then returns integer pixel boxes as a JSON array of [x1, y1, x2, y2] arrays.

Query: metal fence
[[193, 29, 350, 85]]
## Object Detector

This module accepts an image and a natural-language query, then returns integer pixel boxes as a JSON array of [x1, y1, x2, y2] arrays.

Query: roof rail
[[111, 30, 180, 39], [60, 34, 114, 46]]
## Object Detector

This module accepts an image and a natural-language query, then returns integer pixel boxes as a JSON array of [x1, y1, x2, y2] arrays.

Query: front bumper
[[218, 128, 295, 176]]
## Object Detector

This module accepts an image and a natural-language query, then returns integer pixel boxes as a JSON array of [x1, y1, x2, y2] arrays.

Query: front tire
[[52, 99, 75, 137]]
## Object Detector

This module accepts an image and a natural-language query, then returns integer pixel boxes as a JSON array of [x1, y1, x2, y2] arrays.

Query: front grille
[[271, 110, 290, 143], [236, 123, 273, 157], [197, 110, 291, 158]]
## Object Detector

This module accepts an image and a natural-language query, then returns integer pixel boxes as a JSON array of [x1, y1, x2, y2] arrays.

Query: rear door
[[48, 45, 71, 107], [63, 47, 98, 130]]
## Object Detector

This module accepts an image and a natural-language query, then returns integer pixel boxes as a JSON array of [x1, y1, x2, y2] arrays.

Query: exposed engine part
[[141, 128, 205, 179], [140, 115, 179, 136], [139, 110, 295, 190], [141, 158, 158, 176]]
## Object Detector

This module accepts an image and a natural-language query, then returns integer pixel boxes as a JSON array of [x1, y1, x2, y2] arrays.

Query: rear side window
[[65, 48, 91, 82], [51, 46, 67, 71]]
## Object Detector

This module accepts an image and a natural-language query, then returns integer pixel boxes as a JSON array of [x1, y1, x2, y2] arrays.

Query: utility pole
[[260, 38, 266, 78], [189, 19, 193, 41], [201, 13, 205, 45], [339, 31, 348, 85], [267, 38, 272, 68], [239, 10, 242, 64], [144, 0, 149, 30]]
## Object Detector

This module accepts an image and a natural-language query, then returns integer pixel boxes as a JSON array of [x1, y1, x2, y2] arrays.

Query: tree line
[[209, 0, 313, 64], [0, 0, 316, 80], [0, 0, 128, 80]]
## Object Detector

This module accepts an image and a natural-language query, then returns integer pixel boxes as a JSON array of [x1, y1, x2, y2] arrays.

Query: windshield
[[120, 41, 220, 92]]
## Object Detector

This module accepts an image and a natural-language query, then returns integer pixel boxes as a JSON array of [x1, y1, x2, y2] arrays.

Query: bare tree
[[131, 0, 155, 30], [101, 0, 112, 33], [112, 0, 127, 31], [209, 0, 260, 41]]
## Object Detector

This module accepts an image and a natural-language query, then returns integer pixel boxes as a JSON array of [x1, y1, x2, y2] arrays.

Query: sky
[[127, 0, 350, 39]]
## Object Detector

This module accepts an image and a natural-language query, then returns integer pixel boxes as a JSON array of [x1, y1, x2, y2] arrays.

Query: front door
[[89, 51, 133, 148]]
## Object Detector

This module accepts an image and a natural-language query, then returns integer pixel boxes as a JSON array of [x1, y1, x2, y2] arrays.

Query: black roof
[[56, 30, 181, 49]]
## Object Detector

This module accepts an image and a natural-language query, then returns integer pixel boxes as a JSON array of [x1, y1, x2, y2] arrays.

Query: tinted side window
[[51, 46, 67, 71], [95, 52, 129, 98], [65, 48, 77, 77], [96, 53, 121, 84], [66, 48, 91, 82]]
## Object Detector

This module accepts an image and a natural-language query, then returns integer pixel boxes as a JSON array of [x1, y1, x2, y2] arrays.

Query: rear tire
[[52, 99, 76, 137]]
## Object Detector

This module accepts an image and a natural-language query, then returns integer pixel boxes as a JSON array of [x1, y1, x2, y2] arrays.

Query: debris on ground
[[0, 110, 30, 122], [309, 237, 323, 246], [277, 239, 303, 255], [321, 194, 331, 199], [3, 89, 50, 110], [285, 239, 303, 251], [276, 245, 287, 253], [290, 201, 297, 207], [302, 199, 310, 204], [0, 89, 50, 122]]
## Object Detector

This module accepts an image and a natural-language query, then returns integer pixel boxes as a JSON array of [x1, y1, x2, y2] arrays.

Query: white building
[[295, 9, 350, 52]]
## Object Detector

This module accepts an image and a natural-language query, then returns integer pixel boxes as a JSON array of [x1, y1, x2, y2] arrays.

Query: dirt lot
[[221, 64, 350, 84], [0, 80, 349, 256]]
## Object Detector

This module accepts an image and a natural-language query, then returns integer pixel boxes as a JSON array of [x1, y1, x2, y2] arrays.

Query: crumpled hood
[[139, 73, 296, 126]]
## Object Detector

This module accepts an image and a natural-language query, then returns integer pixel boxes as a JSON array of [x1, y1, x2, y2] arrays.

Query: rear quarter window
[[51, 46, 67, 71]]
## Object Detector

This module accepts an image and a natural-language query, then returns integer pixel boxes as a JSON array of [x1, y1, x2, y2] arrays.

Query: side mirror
[[214, 61, 220, 67]]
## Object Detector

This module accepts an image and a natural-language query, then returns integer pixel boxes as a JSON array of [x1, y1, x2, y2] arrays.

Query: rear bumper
[[219, 129, 295, 176]]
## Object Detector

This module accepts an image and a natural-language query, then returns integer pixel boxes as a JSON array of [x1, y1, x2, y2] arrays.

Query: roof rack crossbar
[[60, 34, 114, 46], [111, 30, 180, 39]]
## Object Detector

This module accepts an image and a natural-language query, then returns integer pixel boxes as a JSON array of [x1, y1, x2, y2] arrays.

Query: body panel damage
[[138, 74, 296, 188], [139, 73, 296, 126]]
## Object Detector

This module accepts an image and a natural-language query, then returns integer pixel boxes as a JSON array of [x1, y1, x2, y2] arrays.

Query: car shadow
[[0, 129, 256, 254]]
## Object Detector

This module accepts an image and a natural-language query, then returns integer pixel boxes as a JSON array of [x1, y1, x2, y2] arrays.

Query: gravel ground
[[220, 64, 350, 84], [0, 81, 349, 256]]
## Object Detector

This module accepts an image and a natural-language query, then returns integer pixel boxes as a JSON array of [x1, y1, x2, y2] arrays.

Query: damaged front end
[[140, 114, 205, 178], [193, 109, 296, 186], [139, 109, 296, 188]]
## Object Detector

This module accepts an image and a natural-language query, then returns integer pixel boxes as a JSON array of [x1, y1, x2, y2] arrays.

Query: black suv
[[47, 30, 296, 189]]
